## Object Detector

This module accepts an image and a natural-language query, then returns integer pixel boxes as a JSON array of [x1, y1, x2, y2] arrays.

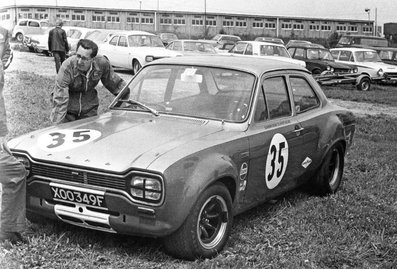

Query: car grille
[[384, 72, 397, 79], [31, 163, 126, 190], [334, 68, 351, 74]]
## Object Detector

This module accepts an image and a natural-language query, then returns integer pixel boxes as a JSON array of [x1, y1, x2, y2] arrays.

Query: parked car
[[12, 19, 50, 42], [331, 47, 397, 88], [229, 41, 306, 67], [158, 32, 178, 46], [211, 34, 241, 44], [336, 34, 388, 48], [64, 26, 98, 55], [286, 39, 312, 48], [375, 47, 397, 65], [287, 43, 358, 75], [254, 36, 284, 45], [85, 29, 117, 46], [8, 55, 355, 260], [166, 39, 216, 55], [98, 30, 181, 74], [23, 28, 52, 55]]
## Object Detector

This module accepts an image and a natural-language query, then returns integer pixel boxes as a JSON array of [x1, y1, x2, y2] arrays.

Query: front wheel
[[312, 143, 344, 195], [163, 183, 233, 260], [357, 77, 371, 91], [16, 33, 23, 42], [132, 60, 141, 75]]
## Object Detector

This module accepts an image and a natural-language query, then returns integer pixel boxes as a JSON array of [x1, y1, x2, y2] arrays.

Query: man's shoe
[[0, 231, 27, 244]]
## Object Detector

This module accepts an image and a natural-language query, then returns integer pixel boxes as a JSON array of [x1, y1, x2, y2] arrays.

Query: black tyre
[[132, 60, 141, 75], [312, 68, 322, 75], [163, 183, 233, 260], [357, 77, 371, 91], [16, 33, 23, 42], [313, 143, 344, 195]]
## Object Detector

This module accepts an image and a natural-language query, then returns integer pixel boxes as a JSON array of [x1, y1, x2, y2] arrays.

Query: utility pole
[[139, 0, 142, 30], [204, 0, 206, 39]]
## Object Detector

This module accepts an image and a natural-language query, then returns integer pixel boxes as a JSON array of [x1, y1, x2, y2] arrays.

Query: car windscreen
[[354, 51, 382, 62], [128, 35, 164, 47], [111, 65, 256, 122], [259, 45, 289, 57], [307, 49, 334, 60], [338, 37, 351, 45], [184, 42, 216, 53]]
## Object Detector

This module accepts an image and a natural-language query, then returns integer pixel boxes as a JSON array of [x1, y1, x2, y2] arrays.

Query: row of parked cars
[[17, 19, 397, 90]]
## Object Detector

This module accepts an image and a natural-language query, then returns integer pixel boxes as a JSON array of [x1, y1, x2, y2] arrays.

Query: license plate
[[51, 186, 106, 208]]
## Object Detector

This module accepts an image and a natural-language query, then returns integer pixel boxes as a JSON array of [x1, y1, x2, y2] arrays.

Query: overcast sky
[[3, 0, 396, 26]]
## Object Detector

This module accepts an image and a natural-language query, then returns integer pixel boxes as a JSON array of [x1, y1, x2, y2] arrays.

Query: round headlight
[[377, 68, 384, 77]]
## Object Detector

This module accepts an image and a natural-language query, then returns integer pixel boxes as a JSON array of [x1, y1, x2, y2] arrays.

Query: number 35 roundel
[[265, 133, 289, 189], [38, 129, 102, 152]]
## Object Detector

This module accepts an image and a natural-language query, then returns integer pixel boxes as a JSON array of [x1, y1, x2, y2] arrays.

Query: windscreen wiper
[[120, 99, 159, 116]]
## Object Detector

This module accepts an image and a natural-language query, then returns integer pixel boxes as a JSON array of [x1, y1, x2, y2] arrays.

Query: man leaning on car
[[50, 39, 129, 124]]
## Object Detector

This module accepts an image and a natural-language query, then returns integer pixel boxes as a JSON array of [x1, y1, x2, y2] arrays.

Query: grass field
[[1, 62, 397, 268]]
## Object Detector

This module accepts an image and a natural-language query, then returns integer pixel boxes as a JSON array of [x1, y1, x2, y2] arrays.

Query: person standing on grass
[[50, 39, 129, 124], [48, 18, 69, 73], [0, 25, 27, 244]]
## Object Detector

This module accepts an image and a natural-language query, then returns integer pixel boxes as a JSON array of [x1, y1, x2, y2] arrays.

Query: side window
[[330, 50, 339, 59], [173, 41, 182, 50], [263, 76, 291, 119], [254, 86, 268, 122], [339, 51, 352, 61], [287, 47, 295, 57], [29, 21, 40, 27], [118, 36, 128, 47], [245, 44, 253, 55], [19, 20, 27, 26], [290, 76, 320, 113], [294, 48, 305, 59], [109, 36, 119, 46], [231, 43, 246, 54]]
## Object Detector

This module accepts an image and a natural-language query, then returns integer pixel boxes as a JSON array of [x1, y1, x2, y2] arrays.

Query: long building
[[0, 2, 376, 40]]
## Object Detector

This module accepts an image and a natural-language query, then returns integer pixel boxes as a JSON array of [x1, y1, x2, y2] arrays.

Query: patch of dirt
[[329, 99, 397, 118]]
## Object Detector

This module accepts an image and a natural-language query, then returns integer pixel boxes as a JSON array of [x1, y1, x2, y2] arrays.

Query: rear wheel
[[132, 60, 141, 75], [357, 77, 371, 91], [163, 183, 233, 260], [312, 143, 344, 195]]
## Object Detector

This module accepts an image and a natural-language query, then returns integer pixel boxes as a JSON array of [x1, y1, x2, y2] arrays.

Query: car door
[[243, 73, 306, 206], [287, 73, 322, 174], [116, 35, 130, 68], [104, 35, 120, 67]]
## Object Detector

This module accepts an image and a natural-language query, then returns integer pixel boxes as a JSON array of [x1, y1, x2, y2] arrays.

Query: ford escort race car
[[8, 55, 355, 260]]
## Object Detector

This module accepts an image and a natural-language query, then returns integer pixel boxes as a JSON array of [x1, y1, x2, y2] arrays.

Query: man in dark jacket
[[0, 25, 27, 244], [48, 18, 69, 73], [50, 39, 129, 123]]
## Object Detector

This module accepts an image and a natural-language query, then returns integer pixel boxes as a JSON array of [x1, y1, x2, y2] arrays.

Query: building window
[[281, 23, 292, 30], [160, 15, 172, 25], [265, 22, 276, 29], [127, 13, 139, 24], [293, 23, 304, 30], [72, 14, 85, 21], [336, 24, 347, 32], [34, 8, 48, 20], [173, 15, 186, 25], [192, 16, 203, 26], [309, 24, 320, 31], [206, 16, 216, 26], [253, 19, 263, 28], [19, 8, 33, 19], [107, 12, 120, 23], [348, 25, 358, 32], [363, 26, 372, 33], [0, 12, 11, 21], [141, 14, 153, 24], [92, 12, 105, 22], [321, 25, 331, 31], [235, 17, 247, 28], [223, 16, 234, 27]]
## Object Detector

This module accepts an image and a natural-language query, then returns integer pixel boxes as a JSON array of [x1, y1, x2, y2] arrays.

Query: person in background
[[48, 18, 69, 73], [0, 25, 27, 244], [50, 39, 129, 123]]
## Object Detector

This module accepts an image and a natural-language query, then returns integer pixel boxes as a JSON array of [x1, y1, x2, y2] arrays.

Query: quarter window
[[109, 36, 119, 46], [290, 77, 320, 113], [262, 77, 291, 119]]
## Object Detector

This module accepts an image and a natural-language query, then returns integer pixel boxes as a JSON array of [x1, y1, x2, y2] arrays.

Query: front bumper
[[27, 179, 174, 237], [315, 72, 359, 86]]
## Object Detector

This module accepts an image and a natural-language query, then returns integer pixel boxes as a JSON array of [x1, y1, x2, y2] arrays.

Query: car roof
[[114, 30, 155, 36], [331, 47, 376, 52], [237, 41, 285, 47], [174, 39, 214, 43], [375, 47, 397, 51], [287, 43, 325, 49], [147, 55, 308, 75]]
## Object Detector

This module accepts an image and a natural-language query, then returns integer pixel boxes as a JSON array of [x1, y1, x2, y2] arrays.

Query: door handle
[[293, 126, 304, 133]]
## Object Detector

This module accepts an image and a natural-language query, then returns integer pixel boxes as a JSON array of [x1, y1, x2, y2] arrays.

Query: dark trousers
[[52, 51, 66, 73]]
